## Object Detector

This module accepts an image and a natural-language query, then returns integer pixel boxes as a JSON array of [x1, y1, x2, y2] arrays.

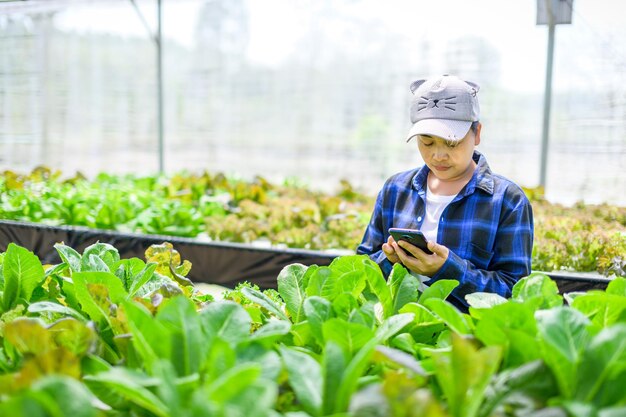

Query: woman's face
[[416, 123, 481, 182]]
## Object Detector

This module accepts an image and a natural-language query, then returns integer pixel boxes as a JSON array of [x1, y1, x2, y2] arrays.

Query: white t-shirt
[[411, 187, 457, 290], [421, 186, 457, 243]]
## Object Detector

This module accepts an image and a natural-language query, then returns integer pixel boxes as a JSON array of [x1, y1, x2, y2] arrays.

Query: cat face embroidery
[[416, 95, 457, 112], [409, 77, 479, 116]]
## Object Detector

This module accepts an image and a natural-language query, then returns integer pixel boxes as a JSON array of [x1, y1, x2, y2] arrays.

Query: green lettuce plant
[[2, 168, 625, 274], [0, 242, 625, 416]]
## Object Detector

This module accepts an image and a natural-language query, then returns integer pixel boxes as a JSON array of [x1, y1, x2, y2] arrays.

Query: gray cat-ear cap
[[406, 75, 480, 142]]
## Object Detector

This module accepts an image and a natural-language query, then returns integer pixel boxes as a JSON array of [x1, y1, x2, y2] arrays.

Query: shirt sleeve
[[356, 188, 394, 276], [430, 189, 534, 307]]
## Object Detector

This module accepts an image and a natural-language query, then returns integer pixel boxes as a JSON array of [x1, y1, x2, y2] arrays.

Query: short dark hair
[[470, 121, 480, 134]]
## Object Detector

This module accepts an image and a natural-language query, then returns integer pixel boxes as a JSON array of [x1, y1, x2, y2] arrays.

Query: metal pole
[[156, 0, 164, 173], [129, 0, 164, 173], [539, 1, 555, 189]]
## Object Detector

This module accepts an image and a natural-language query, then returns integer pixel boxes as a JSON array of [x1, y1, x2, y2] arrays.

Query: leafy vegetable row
[[0, 167, 370, 252], [1, 167, 624, 275], [0, 241, 625, 416]]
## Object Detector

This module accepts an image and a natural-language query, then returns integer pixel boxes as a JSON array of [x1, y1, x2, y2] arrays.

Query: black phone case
[[388, 228, 433, 255]]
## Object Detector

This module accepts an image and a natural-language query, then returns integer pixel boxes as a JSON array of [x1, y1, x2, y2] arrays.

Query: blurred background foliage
[[1, 167, 624, 276], [0, 0, 624, 205]]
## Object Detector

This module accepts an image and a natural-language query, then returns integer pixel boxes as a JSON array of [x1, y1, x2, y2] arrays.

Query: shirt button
[[417, 216, 422, 222]]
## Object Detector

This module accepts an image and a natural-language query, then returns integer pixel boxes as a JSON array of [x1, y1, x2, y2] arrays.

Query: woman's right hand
[[382, 235, 401, 264]]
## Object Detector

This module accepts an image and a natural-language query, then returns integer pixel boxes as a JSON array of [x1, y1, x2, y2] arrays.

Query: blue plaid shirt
[[357, 151, 533, 309]]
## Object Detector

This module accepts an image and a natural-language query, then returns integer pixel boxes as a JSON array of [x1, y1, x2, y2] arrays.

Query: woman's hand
[[382, 235, 401, 264], [392, 239, 449, 277]]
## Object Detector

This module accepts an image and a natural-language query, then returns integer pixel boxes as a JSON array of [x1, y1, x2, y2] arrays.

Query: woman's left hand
[[392, 239, 449, 276]]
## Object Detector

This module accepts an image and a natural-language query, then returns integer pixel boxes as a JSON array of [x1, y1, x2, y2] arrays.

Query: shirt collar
[[412, 150, 495, 196]]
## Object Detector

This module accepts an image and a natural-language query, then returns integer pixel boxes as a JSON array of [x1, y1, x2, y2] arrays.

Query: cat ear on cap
[[409, 79, 426, 94], [465, 80, 480, 93]]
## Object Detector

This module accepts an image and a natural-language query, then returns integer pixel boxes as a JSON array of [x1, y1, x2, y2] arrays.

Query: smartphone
[[388, 227, 433, 255]]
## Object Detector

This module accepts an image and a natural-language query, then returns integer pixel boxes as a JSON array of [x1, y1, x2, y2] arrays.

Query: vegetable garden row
[[1, 167, 625, 276], [0, 241, 625, 416]]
